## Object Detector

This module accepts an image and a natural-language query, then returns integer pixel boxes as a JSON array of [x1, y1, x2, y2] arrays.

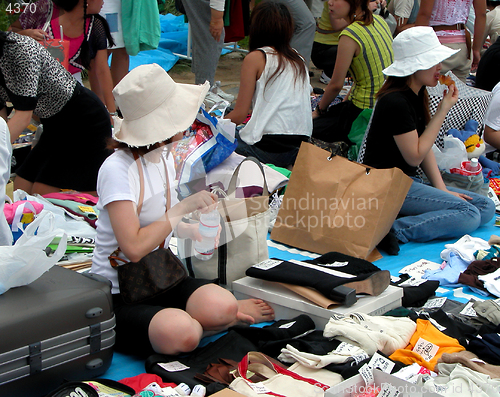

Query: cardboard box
[[326, 369, 441, 397], [233, 277, 403, 329]]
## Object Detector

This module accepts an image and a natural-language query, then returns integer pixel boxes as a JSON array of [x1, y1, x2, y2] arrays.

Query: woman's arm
[[7, 109, 33, 143], [472, 0, 487, 70], [393, 84, 459, 166], [313, 35, 358, 117], [414, 0, 435, 25], [90, 49, 117, 116], [107, 191, 217, 262], [225, 50, 265, 125]]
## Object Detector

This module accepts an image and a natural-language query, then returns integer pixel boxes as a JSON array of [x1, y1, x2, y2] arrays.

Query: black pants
[[312, 100, 363, 145], [311, 41, 338, 78]]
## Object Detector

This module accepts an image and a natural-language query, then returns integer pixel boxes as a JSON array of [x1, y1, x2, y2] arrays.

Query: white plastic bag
[[0, 210, 67, 295], [432, 135, 468, 172]]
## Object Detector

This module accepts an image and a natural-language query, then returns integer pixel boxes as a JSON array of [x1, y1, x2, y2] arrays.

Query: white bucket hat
[[383, 26, 460, 77], [112, 63, 210, 147]]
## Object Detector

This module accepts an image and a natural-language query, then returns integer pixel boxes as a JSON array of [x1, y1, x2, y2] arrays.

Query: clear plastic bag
[[432, 135, 468, 172], [0, 211, 67, 295]]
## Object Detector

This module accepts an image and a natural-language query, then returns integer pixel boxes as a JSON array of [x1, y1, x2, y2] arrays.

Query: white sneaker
[[319, 72, 331, 85], [204, 91, 230, 109], [211, 81, 235, 103]]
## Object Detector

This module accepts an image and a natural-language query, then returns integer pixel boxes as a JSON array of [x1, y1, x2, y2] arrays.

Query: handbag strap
[[237, 352, 330, 394], [109, 149, 170, 268], [227, 157, 269, 197]]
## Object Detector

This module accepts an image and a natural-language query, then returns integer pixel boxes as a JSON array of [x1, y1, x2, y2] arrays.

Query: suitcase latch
[[29, 342, 42, 375], [89, 323, 101, 353]]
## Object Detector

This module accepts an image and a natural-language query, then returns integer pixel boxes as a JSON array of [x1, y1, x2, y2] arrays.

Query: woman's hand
[[179, 191, 218, 216], [439, 83, 459, 113], [445, 189, 472, 201], [20, 29, 48, 41]]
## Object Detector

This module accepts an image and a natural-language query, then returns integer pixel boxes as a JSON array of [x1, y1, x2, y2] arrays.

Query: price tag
[[78, 205, 96, 214], [378, 382, 400, 397], [335, 342, 361, 355], [157, 361, 190, 372], [352, 352, 370, 364], [423, 297, 447, 309], [413, 338, 439, 362], [253, 259, 282, 270], [359, 363, 375, 385], [399, 277, 427, 287], [429, 317, 446, 332], [368, 352, 395, 373], [279, 321, 296, 329], [244, 379, 272, 394], [459, 301, 478, 317], [322, 261, 349, 267]]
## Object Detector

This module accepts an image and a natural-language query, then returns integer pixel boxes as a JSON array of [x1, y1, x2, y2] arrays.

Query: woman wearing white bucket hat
[[91, 64, 274, 356], [362, 27, 495, 253]]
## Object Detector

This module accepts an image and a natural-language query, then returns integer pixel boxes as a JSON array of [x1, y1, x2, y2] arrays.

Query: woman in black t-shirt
[[362, 27, 494, 250]]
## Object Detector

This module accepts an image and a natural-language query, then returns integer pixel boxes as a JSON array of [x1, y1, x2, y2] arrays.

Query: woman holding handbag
[[362, 27, 495, 250], [91, 64, 274, 356]]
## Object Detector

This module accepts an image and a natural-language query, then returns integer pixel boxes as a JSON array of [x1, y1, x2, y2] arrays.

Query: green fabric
[[45, 198, 99, 221], [340, 15, 393, 109], [49, 244, 94, 253], [121, 0, 161, 56], [348, 108, 372, 161]]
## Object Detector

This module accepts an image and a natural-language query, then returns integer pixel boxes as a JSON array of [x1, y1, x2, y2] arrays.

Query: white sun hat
[[112, 63, 210, 147], [383, 26, 460, 77]]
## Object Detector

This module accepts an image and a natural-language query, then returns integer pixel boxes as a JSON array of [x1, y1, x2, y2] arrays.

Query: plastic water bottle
[[194, 209, 219, 261], [464, 157, 481, 172]]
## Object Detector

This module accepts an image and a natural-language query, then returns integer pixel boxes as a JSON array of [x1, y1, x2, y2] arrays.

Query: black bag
[[109, 247, 188, 304], [108, 150, 187, 304], [308, 136, 349, 158]]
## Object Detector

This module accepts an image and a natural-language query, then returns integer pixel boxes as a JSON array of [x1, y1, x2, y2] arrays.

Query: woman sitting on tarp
[[361, 26, 494, 252], [0, 31, 112, 195], [311, 0, 393, 146], [225, 2, 312, 169], [91, 64, 274, 357], [10, 0, 118, 118]]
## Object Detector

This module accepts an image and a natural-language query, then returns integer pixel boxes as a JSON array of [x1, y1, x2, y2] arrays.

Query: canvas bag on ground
[[271, 142, 412, 260], [179, 157, 271, 288]]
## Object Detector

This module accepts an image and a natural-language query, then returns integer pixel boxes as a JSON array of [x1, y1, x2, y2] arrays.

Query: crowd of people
[[1, 0, 500, 357]]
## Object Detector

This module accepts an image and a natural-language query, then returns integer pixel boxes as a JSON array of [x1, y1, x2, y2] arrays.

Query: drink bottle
[[194, 209, 219, 260]]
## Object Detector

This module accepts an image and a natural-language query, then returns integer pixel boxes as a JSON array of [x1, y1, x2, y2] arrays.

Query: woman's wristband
[[108, 111, 118, 117]]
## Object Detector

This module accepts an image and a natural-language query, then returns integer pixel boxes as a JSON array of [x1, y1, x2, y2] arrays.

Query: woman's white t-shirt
[[91, 149, 178, 294]]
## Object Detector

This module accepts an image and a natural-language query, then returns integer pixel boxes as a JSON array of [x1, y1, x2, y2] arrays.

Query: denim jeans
[[393, 178, 495, 243]]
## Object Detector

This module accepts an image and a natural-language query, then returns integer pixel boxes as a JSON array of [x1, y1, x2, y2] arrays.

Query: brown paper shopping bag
[[271, 142, 412, 260]]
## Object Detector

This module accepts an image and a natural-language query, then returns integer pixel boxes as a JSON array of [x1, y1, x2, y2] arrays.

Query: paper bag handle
[[227, 157, 269, 197]]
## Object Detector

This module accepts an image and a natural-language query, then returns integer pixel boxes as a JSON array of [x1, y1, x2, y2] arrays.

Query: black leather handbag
[[108, 150, 187, 304]]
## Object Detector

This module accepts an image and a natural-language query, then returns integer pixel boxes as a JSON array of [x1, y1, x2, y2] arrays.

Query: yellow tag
[[21, 213, 34, 224], [78, 205, 96, 214], [26, 124, 37, 132]]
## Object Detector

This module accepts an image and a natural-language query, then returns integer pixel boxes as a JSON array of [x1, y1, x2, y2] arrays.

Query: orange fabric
[[389, 319, 465, 371]]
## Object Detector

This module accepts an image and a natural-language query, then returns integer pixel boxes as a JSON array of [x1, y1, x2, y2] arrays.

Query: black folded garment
[[246, 258, 390, 307]]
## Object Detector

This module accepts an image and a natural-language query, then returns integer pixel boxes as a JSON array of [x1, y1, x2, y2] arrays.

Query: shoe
[[319, 71, 331, 85], [211, 81, 235, 103], [204, 91, 230, 109]]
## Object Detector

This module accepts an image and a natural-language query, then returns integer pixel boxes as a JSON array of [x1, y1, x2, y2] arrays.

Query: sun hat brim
[[383, 43, 460, 77], [112, 72, 210, 147]]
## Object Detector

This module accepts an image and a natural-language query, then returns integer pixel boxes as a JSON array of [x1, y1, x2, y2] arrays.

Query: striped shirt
[[341, 15, 394, 109]]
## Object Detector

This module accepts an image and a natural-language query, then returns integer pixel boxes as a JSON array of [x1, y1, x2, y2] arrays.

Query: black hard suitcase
[[0, 266, 116, 397]]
